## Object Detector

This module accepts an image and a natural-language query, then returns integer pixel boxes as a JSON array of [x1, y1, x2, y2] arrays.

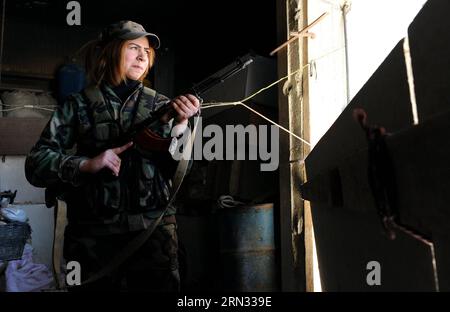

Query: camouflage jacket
[[25, 83, 179, 230]]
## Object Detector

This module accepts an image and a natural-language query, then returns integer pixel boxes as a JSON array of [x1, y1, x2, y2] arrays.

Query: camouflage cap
[[100, 20, 161, 49]]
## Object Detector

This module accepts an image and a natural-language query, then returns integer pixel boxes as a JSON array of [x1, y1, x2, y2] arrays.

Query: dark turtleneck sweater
[[111, 79, 141, 103]]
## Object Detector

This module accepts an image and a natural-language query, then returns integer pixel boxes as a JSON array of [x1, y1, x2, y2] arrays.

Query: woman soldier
[[25, 20, 199, 291]]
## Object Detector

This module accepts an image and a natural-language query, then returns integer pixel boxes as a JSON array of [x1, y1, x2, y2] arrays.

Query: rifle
[[122, 54, 255, 152], [53, 55, 255, 287]]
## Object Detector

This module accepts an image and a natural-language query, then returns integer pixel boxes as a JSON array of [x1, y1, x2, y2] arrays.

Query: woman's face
[[123, 36, 150, 80]]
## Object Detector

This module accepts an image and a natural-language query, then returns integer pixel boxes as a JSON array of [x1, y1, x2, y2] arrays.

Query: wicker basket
[[0, 221, 31, 261]]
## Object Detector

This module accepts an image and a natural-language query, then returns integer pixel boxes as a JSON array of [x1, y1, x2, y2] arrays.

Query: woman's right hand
[[79, 142, 133, 176]]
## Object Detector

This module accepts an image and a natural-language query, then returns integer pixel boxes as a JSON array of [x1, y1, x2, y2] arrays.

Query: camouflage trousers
[[63, 222, 180, 291]]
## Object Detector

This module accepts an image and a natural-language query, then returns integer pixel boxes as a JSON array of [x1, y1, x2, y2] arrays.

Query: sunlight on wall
[[347, 0, 428, 100], [308, 0, 347, 147]]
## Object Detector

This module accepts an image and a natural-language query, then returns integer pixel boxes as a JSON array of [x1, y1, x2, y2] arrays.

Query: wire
[[202, 66, 311, 146], [201, 45, 346, 148], [217, 195, 246, 209], [0, 105, 55, 112]]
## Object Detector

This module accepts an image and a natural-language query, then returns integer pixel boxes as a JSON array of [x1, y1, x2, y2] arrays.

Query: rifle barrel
[[123, 54, 255, 144]]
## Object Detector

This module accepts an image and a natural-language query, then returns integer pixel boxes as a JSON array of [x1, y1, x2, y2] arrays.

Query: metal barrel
[[218, 203, 277, 291]]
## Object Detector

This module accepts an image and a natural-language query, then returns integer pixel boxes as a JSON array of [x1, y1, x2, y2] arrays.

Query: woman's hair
[[83, 38, 155, 86]]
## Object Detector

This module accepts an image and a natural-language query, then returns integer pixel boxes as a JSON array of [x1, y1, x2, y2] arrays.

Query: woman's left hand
[[171, 94, 200, 123]]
